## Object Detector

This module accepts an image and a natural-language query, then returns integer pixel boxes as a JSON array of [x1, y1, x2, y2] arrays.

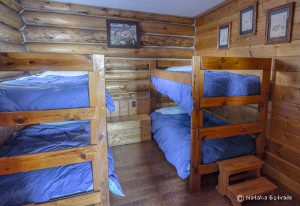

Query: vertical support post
[[89, 55, 109, 205], [189, 56, 204, 192], [149, 60, 157, 112], [256, 59, 272, 158]]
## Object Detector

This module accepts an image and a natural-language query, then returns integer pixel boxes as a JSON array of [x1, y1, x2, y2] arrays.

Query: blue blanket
[[0, 74, 115, 112], [0, 121, 124, 206], [151, 69, 260, 115], [150, 111, 255, 179]]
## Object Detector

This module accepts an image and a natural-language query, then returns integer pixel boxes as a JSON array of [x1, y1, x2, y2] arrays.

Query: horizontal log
[[105, 59, 149, 71], [0, 41, 26, 52], [200, 95, 267, 107], [36, 191, 102, 206], [0, 22, 23, 43], [0, 145, 97, 175], [23, 26, 193, 47], [25, 43, 194, 58], [140, 34, 193, 47], [106, 80, 149, 93], [150, 68, 191, 85], [0, 52, 94, 71], [199, 121, 265, 140], [157, 60, 191, 68], [110, 92, 150, 100], [106, 71, 149, 80], [24, 26, 107, 44], [201, 57, 272, 70], [22, 11, 194, 36], [21, 0, 194, 25], [0, 108, 96, 126], [0, 2, 23, 29], [0, 0, 22, 12]]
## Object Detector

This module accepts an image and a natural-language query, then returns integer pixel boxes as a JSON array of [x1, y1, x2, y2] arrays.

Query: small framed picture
[[218, 23, 231, 49], [239, 2, 257, 36], [106, 19, 140, 48], [266, 3, 294, 44]]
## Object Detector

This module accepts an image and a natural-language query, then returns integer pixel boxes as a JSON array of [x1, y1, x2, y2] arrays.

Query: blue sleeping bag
[[151, 66, 260, 115], [150, 110, 255, 179], [0, 73, 115, 112], [0, 121, 124, 206]]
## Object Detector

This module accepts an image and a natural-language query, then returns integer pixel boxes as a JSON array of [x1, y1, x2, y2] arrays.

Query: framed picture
[[106, 19, 140, 48], [218, 23, 231, 49], [266, 3, 294, 44], [239, 2, 257, 36]]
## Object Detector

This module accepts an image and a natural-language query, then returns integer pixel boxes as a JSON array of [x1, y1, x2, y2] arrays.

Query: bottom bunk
[[150, 106, 255, 179], [0, 121, 124, 206]]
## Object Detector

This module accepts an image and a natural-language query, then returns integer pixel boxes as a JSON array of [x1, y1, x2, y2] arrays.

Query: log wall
[[0, 0, 26, 78], [0, 0, 26, 144], [195, 0, 300, 196]]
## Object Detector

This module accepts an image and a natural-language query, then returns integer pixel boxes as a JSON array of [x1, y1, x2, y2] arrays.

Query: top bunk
[[150, 56, 273, 114], [0, 52, 108, 126]]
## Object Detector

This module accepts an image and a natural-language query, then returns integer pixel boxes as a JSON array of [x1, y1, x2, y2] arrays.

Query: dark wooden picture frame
[[106, 19, 140, 48], [266, 2, 294, 44], [218, 23, 231, 50], [239, 1, 257, 37]]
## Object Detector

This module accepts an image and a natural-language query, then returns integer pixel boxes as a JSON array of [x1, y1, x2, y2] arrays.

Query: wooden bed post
[[256, 58, 272, 158], [189, 56, 203, 192], [89, 55, 109, 205], [149, 60, 157, 112]]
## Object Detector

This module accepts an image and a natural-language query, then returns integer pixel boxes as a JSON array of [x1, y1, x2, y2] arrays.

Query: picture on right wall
[[266, 2, 295, 44]]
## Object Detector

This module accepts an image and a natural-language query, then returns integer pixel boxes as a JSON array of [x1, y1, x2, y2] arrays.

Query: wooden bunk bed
[[0, 53, 109, 206], [150, 56, 274, 193]]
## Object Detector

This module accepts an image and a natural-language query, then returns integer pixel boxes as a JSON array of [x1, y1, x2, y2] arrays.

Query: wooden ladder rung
[[200, 95, 267, 107], [199, 122, 265, 140], [0, 145, 97, 175], [0, 108, 96, 126]]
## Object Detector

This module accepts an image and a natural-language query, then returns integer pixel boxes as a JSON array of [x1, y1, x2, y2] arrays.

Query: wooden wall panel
[[195, 0, 300, 196]]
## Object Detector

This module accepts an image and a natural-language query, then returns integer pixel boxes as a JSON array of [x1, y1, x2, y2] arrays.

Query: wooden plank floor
[[111, 141, 299, 206]]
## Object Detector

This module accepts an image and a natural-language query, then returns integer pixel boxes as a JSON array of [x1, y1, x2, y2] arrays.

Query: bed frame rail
[[0, 53, 108, 206], [149, 56, 273, 193]]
